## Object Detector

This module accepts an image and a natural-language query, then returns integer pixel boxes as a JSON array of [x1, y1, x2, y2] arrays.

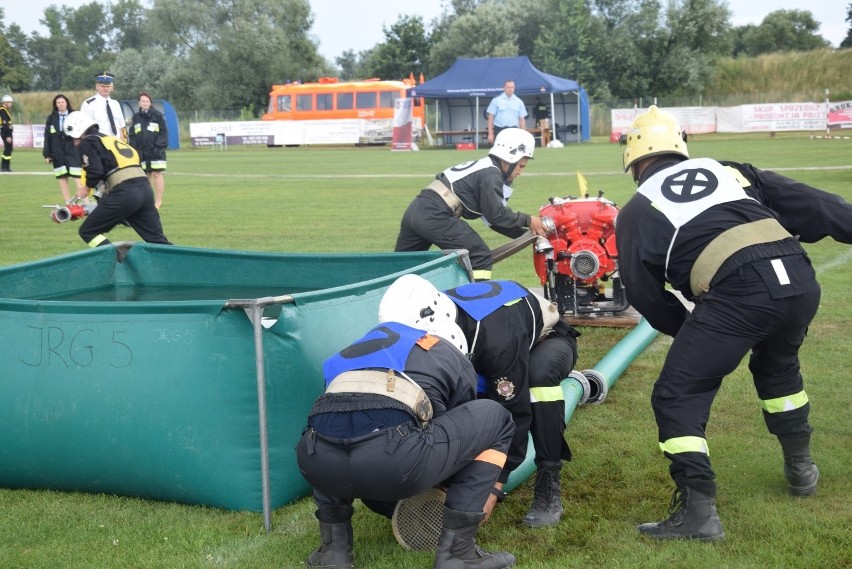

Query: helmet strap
[[502, 160, 517, 182]]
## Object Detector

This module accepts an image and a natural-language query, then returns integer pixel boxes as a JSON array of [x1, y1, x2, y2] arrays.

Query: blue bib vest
[[445, 280, 527, 321], [323, 322, 426, 386]]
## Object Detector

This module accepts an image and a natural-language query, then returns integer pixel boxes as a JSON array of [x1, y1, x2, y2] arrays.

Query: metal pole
[[475, 97, 480, 149], [825, 88, 831, 138], [226, 294, 295, 533], [575, 90, 580, 142], [549, 92, 556, 143], [250, 302, 273, 532]]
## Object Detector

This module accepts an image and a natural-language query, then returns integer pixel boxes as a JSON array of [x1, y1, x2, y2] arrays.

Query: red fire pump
[[533, 193, 628, 316]]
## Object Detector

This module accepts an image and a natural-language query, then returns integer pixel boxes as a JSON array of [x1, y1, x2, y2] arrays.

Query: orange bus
[[261, 77, 425, 146]]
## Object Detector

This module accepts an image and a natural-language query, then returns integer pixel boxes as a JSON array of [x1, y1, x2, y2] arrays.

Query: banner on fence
[[716, 103, 827, 132], [612, 101, 852, 140], [827, 100, 852, 130], [188, 118, 398, 147]]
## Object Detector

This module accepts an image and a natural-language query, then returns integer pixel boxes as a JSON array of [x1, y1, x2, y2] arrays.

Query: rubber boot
[[306, 506, 354, 569], [522, 460, 563, 527], [778, 434, 819, 496], [434, 507, 515, 569], [637, 482, 725, 542]]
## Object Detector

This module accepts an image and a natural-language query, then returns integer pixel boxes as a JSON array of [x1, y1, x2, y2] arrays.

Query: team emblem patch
[[495, 378, 516, 400]]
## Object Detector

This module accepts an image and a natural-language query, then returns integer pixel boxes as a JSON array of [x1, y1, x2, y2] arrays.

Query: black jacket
[[436, 155, 531, 238], [43, 112, 81, 167], [128, 107, 168, 162], [0, 106, 12, 138], [616, 156, 851, 337]]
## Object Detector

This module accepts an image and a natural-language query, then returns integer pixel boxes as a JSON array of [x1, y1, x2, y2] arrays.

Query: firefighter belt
[[325, 369, 433, 427], [690, 218, 794, 297], [426, 179, 464, 217], [105, 165, 147, 193]]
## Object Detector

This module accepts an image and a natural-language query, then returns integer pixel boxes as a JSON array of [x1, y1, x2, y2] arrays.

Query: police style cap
[[96, 72, 114, 85]]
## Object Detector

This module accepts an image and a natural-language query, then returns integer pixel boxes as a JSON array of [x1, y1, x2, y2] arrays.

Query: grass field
[[1, 136, 850, 568]]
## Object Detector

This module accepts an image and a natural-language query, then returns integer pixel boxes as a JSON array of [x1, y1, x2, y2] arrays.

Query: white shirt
[[80, 93, 126, 138]]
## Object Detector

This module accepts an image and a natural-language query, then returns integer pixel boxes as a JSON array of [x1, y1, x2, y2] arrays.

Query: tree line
[[1, 0, 851, 116]]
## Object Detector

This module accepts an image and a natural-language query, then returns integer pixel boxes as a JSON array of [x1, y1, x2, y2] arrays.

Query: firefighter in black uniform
[[615, 105, 852, 541], [63, 111, 171, 248], [296, 320, 516, 569], [379, 275, 580, 528], [1, 94, 13, 172], [394, 128, 549, 281]]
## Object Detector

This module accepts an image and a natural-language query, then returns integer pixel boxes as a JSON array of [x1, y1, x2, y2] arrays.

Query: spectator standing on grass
[[615, 105, 852, 541], [43, 94, 85, 202], [63, 111, 171, 248], [80, 72, 127, 140], [486, 80, 527, 145], [129, 92, 168, 209], [1, 94, 14, 172]]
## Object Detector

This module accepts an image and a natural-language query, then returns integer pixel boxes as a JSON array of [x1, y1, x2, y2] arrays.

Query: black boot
[[637, 483, 725, 542], [522, 460, 563, 527], [778, 434, 819, 496], [434, 507, 515, 569], [307, 506, 354, 569]]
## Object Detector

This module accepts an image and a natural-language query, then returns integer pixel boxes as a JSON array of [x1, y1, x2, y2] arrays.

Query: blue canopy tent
[[407, 56, 590, 147]]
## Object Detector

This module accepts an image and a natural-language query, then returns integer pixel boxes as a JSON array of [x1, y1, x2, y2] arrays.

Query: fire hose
[[42, 200, 97, 223], [490, 217, 556, 264], [504, 317, 659, 492]]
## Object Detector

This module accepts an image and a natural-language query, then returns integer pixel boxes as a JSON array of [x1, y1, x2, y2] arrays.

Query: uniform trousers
[[653, 255, 821, 484], [395, 191, 493, 272], [1, 137, 12, 169], [297, 399, 513, 513], [529, 333, 577, 463], [79, 179, 170, 245]]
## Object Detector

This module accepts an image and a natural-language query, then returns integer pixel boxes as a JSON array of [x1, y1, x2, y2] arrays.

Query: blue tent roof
[[408, 56, 590, 143], [408, 56, 582, 98]]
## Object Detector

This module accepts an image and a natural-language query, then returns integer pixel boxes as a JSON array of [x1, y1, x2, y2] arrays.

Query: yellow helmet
[[621, 105, 688, 172]]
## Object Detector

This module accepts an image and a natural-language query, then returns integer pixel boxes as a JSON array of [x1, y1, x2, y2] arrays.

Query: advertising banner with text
[[612, 101, 852, 140]]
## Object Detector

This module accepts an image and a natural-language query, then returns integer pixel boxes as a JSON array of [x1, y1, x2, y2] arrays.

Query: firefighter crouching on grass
[[63, 111, 171, 248], [394, 128, 549, 281], [296, 320, 517, 569], [615, 105, 852, 541], [379, 275, 580, 529]]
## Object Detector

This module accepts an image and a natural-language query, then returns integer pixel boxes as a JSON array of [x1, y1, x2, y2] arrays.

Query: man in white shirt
[[80, 72, 126, 141], [486, 80, 527, 145]]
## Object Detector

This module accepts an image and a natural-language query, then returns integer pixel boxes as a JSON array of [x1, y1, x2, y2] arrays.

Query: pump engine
[[533, 194, 628, 316]]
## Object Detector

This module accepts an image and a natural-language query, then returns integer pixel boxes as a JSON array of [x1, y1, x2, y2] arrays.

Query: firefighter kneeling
[[296, 320, 517, 569]]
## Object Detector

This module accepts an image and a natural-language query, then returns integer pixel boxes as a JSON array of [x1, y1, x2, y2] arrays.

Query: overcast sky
[[3, 0, 848, 61]]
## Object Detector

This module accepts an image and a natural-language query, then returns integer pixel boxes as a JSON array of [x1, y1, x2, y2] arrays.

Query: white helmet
[[427, 319, 469, 355], [490, 128, 535, 164], [64, 111, 97, 139], [378, 274, 458, 329], [1, 95, 12, 103]]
